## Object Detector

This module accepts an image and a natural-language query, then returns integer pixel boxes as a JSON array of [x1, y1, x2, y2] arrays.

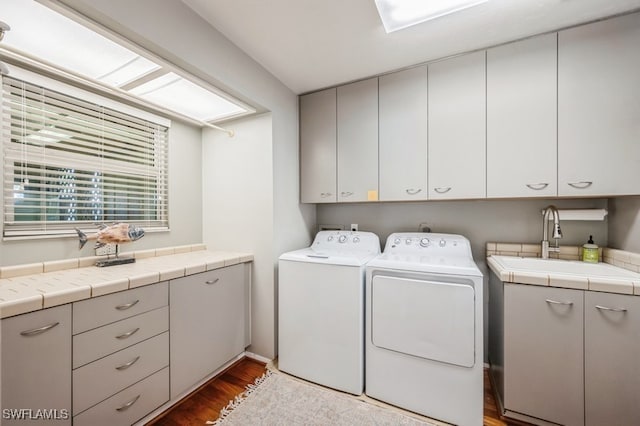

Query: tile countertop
[[487, 251, 640, 297], [0, 245, 253, 319]]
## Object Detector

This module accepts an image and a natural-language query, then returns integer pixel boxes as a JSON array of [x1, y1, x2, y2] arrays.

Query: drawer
[[73, 282, 168, 335], [73, 367, 169, 426], [73, 306, 168, 368], [73, 332, 168, 415]]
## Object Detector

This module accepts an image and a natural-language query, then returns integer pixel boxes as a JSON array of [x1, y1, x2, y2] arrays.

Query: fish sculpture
[[75, 223, 145, 249]]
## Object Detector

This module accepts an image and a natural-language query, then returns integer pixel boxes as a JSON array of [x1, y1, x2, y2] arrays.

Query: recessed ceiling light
[[375, 0, 490, 33]]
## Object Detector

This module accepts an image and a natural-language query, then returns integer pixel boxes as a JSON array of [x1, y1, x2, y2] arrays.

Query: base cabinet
[[1, 305, 72, 426]]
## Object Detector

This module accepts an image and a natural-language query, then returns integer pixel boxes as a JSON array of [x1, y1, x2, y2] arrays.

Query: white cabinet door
[[170, 264, 246, 398], [429, 51, 486, 199], [300, 88, 337, 203], [504, 284, 584, 426], [585, 292, 640, 426], [379, 66, 427, 201], [2, 305, 72, 426], [337, 78, 378, 202], [487, 33, 557, 198], [558, 12, 640, 196]]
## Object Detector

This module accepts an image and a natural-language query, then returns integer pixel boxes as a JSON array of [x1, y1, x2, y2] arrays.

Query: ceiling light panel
[[375, 0, 490, 33]]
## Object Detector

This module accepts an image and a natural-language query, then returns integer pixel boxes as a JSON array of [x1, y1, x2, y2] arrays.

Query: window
[[2, 72, 169, 238]]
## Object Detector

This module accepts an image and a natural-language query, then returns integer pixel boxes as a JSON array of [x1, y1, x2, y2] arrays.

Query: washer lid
[[368, 253, 482, 276], [280, 247, 378, 267]]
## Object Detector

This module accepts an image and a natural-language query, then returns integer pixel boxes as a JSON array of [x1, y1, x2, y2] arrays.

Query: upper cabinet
[[487, 33, 558, 198], [558, 13, 640, 196], [428, 51, 486, 199], [300, 88, 337, 203], [379, 66, 428, 201], [337, 78, 379, 202]]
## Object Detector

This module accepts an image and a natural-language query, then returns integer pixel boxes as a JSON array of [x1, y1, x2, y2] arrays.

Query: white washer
[[278, 230, 380, 395], [366, 232, 483, 426]]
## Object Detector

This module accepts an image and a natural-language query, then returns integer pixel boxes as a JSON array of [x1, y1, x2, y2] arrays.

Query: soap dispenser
[[582, 235, 599, 263]]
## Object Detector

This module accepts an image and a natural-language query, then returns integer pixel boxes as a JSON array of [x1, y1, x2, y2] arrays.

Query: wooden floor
[[148, 358, 529, 425]]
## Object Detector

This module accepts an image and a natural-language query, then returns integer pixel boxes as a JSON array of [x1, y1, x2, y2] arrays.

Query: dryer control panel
[[384, 232, 472, 258], [312, 230, 380, 254]]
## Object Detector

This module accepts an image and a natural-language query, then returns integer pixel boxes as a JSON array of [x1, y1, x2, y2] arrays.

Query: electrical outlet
[[350, 224, 358, 232], [96, 244, 118, 256], [419, 223, 431, 233]]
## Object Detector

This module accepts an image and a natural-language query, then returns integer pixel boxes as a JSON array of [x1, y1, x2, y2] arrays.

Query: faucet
[[541, 205, 563, 259]]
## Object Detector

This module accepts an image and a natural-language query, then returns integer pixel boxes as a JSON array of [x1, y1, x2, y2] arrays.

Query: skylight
[[375, 0, 490, 33], [1, 0, 252, 124]]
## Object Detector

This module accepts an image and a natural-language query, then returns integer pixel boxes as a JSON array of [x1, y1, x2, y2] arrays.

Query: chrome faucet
[[541, 205, 563, 259]]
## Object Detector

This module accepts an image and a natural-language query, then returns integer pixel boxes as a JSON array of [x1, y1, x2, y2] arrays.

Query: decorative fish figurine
[[75, 223, 145, 249]]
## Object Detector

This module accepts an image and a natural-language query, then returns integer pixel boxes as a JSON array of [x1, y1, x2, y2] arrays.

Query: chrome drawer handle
[[434, 187, 451, 194], [205, 278, 220, 285], [115, 300, 139, 311], [115, 394, 140, 412], [526, 183, 549, 190], [405, 188, 422, 195], [546, 299, 573, 306], [20, 322, 59, 337], [568, 181, 593, 189], [115, 356, 141, 371], [320, 192, 332, 198], [595, 305, 627, 313], [340, 191, 353, 197], [116, 327, 140, 340]]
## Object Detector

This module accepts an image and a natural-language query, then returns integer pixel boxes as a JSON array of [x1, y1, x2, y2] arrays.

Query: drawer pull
[[434, 187, 451, 194], [340, 191, 353, 197], [116, 327, 140, 340], [205, 278, 220, 285], [115, 300, 140, 311], [595, 305, 627, 313], [20, 322, 60, 337], [115, 356, 141, 371], [545, 299, 573, 306], [115, 394, 140, 412], [568, 181, 593, 189], [526, 183, 549, 190], [405, 188, 422, 195], [320, 192, 332, 198]]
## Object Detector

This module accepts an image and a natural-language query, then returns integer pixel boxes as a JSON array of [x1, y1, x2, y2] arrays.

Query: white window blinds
[[2, 74, 169, 238]]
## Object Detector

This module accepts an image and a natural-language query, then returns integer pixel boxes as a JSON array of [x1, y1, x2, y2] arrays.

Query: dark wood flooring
[[147, 358, 530, 425]]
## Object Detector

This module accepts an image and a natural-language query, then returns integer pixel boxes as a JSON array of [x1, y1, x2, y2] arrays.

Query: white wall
[[0, 120, 203, 266], [608, 196, 640, 252]]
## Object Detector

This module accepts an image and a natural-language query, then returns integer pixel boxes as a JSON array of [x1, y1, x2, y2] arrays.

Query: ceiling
[[181, 0, 640, 94]]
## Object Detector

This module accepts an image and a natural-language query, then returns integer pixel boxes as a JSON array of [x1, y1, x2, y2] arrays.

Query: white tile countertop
[[487, 246, 640, 296], [0, 245, 253, 319]]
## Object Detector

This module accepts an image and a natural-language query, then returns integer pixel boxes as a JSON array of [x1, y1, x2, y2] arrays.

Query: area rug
[[207, 370, 439, 425]]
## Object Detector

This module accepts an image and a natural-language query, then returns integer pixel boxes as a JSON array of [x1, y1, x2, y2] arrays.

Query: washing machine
[[278, 230, 380, 395], [366, 232, 483, 426]]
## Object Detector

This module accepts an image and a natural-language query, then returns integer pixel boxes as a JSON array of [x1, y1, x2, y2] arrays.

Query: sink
[[492, 255, 640, 279]]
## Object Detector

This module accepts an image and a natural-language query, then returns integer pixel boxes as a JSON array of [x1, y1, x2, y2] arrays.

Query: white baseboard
[[244, 351, 272, 364]]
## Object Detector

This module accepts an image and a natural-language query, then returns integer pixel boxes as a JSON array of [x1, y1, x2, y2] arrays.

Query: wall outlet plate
[[350, 223, 358, 232], [96, 244, 118, 256]]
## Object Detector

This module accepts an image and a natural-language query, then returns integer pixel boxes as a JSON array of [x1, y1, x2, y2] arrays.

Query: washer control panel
[[313, 230, 380, 253], [384, 232, 471, 256]]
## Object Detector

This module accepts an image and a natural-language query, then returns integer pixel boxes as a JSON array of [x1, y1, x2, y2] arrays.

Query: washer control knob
[[327, 236, 334, 241], [338, 235, 348, 243], [353, 237, 360, 243], [394, 238, 401, 245], [439, 239, 446, 247], [419, 238, 430, 247], [405, 238, 412, 245]]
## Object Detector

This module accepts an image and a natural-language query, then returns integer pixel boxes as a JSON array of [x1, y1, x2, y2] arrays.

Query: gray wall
[[608, 196, 640, 252], [0, 120, 203, 266]]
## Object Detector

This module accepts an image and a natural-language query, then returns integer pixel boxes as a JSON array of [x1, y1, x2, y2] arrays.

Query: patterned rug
[[207, 370, 440, 425]]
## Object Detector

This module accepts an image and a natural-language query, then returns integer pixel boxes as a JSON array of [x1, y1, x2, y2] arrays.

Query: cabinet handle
[[434, 187, 451, 194], [20, 322, 60, 337], [568, 181, 593, 189], [595, 305, 627, 313], [405, 188, 422, 195], [115, 327, 140, 340], [320, 192, 332, 198], [205, 278, 220, 285], [115, 394, 140, 412], [526, 183, 549, 190], [340, 191, 353, 197], [115, 300, 140, 311], [545, 299, 573, 306], [115, 356, 141, 371]]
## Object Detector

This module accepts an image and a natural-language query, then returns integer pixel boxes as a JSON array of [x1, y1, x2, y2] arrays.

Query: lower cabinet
[[490, 276, 640, 425], [1, 305, 72, 426], [170, 264, 248, 398]]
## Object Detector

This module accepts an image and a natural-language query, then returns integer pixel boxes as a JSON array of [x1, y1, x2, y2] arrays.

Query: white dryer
[[366, 232, 483, 426], [278, 230, 380, 395]]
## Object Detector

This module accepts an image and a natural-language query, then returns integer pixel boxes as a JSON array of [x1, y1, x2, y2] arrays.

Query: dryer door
[[371, 274, 475, 367]]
